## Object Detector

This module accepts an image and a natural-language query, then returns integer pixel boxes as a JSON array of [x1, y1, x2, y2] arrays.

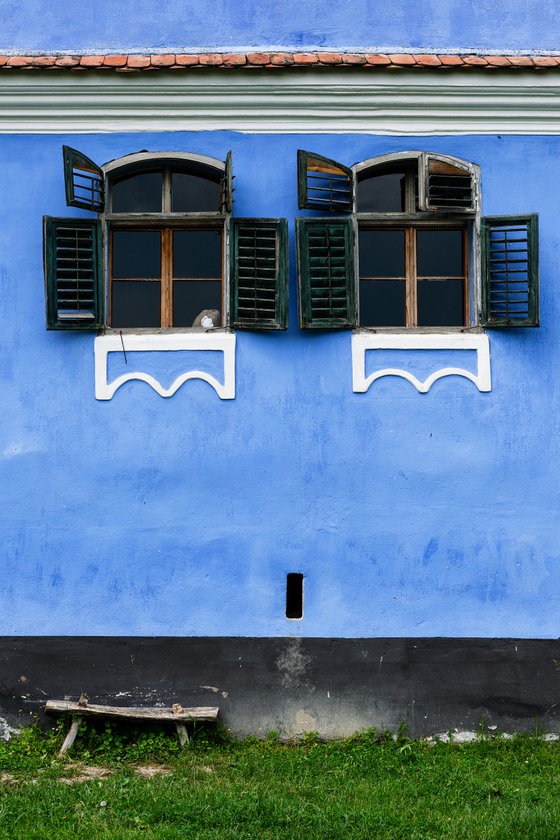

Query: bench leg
[[176, 723, 189, 747], [59, 716, 83, 756]]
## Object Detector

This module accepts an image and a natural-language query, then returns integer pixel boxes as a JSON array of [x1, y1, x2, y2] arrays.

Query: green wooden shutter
[[296, 218, 356, 329], [230, 218, 288, 329], [220, 150, 233, 214], [63, 145, 105, 212], [297, 150, 354, 213], [44, 217, 104, 330], [481, 214, 539, 327]]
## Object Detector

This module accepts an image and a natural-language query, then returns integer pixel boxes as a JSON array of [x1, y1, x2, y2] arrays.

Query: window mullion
[[463, 228, 469, 325], [404, 170, 415, 214], [162, 168, 172, 213], [162, 228, 173, 328], [405, 227, 417, 327]]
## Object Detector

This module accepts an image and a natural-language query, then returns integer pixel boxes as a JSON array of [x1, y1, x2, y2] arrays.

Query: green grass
[[1, 723, 560, 839]]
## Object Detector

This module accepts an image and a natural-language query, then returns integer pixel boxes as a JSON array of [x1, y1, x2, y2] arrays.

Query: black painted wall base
[[1, 637, 559, 738]]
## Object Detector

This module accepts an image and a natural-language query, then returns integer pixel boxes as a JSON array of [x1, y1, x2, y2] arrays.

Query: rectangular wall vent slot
[[286, 573, 304, 620]]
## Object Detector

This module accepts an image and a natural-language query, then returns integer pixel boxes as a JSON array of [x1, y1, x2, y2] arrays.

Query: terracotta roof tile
[[365, 54, 391, 65], [80, 55, 104, 67], [268, 53, 293, 65], [533, 56, 558, 66], [126, 55, 152, 68], [484, 55, 512, 66], [0, 51, 559, 72], [292, 53, 319, 64], [149, 54, 175, 67], [462, 55, 489, 66], [341, 53, 367, 64], [413, 54, 442, 66], [7, 56, 36, 66], [387, 53, 417, 65], [317, 52, 343, 64], [29, 56, 56, 66], [439, 55, 464, 66], [246, 52, 271, 65], [222, 53, 247, 66], [54, 56, 80, 67], [198, 53, 224, 65], [103, 55, 127, 67], [506, 55, 536, 66]]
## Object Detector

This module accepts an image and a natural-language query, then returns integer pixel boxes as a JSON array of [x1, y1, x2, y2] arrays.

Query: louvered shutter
[[44, 217, 104, 330], [63, 145, 105, 212], [298, 150, 354, 213], [296, 218, 356, 329], [480, 214, 539, 327], [230, 218, 288, 329], [421, 153, 476, 213], [220, 150, 234, 214]]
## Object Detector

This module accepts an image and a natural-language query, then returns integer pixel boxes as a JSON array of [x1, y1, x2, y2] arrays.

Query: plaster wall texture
[[0, 0, 558, 53], [0, 131, 558, 639]]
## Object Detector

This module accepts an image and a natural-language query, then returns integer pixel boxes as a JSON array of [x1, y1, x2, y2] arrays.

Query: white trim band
[[0, 70, 558, 134], [94, 332, 236, 400], [352, 332, 491, 394]]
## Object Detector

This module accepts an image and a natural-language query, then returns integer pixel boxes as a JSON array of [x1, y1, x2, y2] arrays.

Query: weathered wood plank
[[176, 723, 189, 746], [59, 716, 82, 756], [46, 700, 219, 722]]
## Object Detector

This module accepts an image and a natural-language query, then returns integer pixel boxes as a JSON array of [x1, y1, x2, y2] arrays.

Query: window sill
[[352, 326, 485, 334], [100, 327, 232, 337], [94, 331, 236, 400], [351, 331, 491, 394]]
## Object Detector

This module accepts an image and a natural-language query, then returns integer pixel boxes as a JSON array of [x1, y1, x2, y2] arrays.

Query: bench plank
[[46, 700, 219, 723]]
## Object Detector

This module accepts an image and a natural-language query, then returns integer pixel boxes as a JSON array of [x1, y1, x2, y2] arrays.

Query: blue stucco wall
[[1, 0, 558, 53], [0, 131, 558, 638]]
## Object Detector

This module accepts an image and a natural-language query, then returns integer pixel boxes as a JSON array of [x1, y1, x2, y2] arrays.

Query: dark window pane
[[111, 172, 162, 213], [359, 230, 405, 277], [112, 281, 161, 327], [417, 279, 464, 326], [173, 231, 222, 278], [417, 230, 463, 277], [173, 280, 222, 327], [172, 172, 220, 212], [359, 279, 406, 327], [112, 231, 161, 278], [357, 173, 406, 212]]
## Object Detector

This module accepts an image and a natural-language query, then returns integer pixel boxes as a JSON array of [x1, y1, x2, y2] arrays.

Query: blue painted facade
[[0, 2, 558, 745], [0, 129, 557, 639], [2, 0, 559, 53]]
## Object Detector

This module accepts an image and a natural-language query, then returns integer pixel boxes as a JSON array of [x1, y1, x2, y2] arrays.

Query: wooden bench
[[46, 696, 219, 755]]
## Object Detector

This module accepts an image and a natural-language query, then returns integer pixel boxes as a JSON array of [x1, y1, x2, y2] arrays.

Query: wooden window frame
[[105, 164, 225, 330], [358, 222, 469, 328], [356, 162, 473, 329]]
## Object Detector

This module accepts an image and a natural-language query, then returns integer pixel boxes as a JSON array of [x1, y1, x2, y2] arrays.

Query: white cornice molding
[[0, 70, 558, 134]]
